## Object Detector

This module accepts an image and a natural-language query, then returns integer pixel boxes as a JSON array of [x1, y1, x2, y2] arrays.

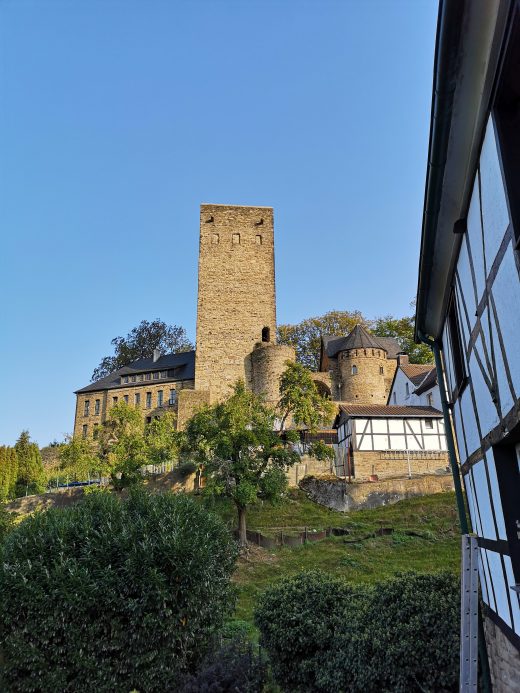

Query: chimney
[[153, 348, 161, 363], [398, 354, 409, 366]]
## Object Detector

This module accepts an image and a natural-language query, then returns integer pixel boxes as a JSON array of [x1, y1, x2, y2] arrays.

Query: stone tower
[[336, 325, 389, 404], [195, 203, 278, 401]]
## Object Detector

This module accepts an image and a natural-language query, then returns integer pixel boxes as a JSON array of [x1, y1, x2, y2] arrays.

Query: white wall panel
[[486, 550, 512, 628], [479, 552, 490, 606], [456, 237, 477, 331], [468, 470, 483, 536], [488, 452, 507, 540], [458, 388, 481, 458], [466, 177, 486, 301], [407, 419, 422, 433], [371, 419, 387, 434], [442, 322, 454, 397], [492, 248, 520, 398], [406, 437, 423, 451], [464, 472, 478, 533], [454, 401, 468, 461], [388, 419, 404, 434], [372, 434, 389, 450], [503, 556, 520, 635], [390, 435, 406, 450], [468, 338, 500, 434], [473, 460, 496, 540], [424, 436, 441, 451], [480, 118, 510, 265], [357, 436, 373, 451]]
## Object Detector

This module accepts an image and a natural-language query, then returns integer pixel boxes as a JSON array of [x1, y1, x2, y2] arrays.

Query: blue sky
[[0, 0, 438, 446]]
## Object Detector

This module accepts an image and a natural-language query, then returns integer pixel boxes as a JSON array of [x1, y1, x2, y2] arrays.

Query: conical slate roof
[[325, 324, 388, 358]]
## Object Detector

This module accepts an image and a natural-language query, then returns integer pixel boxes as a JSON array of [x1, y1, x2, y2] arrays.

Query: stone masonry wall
[[73, 380, 194, 438], [176, 389, 211, 430], [250, 342, 295, 405], [339, 348, 388, 404], [349, 449, 450, 480], [483, 616, 520, 692], [195, 204, 277, 401]]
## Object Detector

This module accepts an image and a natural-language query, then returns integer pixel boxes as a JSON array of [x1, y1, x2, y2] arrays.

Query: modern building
[[333, 404, 448, 480], [387, 360, 441, 409], [415, 0, 520, 687]]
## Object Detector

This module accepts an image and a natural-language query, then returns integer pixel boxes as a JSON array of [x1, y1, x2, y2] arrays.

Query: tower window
[[212, 233, 219, 245], [351, 365, 358, 375], [379, 366, 384, 375], [232, 233, 240, 245], [262, 326, 271, 342], [256, 235, 262, 245]]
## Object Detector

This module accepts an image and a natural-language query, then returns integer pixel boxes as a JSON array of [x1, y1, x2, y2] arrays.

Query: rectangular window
[[146, 392, 152, 409], [82, 424, 88, 439], [124, 395, 129, 404], [153, 372, 159, 380], [157, 391, 163, 407], [84, 400, 90, 416], [146, 373, 151, 381], [93, 424, 99, 440], [135, 393, 141, 406], [425, 419, 434, 430], [95, 399, 100, 415], [138, 374, 143, 382], [427, 393, 433, 407], [447, 293, 466, 396], [146, 416, 152, 424], [161, 371, 167, 379], [131, 375, 136, 383], [169, 389, 177, 406], [113, 396, 118, 405], [123, 376, 129, 384], [232, 233, 240, 244]]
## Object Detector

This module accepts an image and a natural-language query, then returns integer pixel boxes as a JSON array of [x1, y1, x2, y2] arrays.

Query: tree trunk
[[237, 506, 248, 547]]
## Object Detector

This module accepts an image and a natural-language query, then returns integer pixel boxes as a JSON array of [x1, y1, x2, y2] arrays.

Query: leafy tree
[[278, 361, 335, 433], [372, 313, 433, 364], [144, 411, 180, 466], [181, 381, 299, 546], [59, 436, 103, 481], [277, 310, 369, 371], [0, 447, 18, 501], [14, 431, 45, 496], [92, 319, 194, 381], [97, 402, 147, 489], [0, 490, 237, 692]]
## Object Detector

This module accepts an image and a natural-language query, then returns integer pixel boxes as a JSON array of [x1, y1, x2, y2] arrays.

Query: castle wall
[[250, 343, 295, 405], [195, 204, 277, 401], [339, 348, 388, 404]]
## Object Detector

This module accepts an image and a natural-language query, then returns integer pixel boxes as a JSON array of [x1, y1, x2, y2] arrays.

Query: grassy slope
[[202, 490, 461, 629]]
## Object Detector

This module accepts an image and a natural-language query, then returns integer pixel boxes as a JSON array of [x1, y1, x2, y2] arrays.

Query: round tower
[[250, 342, 295, 405], [339, 346, 388, 404]]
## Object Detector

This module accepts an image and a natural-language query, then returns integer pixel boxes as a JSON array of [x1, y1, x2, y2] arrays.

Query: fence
[[234, 526, 351, 549], [47, 461, 177, 493]]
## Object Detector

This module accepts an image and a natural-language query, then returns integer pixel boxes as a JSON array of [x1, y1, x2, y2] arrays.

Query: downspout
[[418, 330, 491, 692]]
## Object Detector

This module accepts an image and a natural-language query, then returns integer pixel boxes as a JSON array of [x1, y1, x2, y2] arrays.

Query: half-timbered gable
[[415, 1, 520, 686]]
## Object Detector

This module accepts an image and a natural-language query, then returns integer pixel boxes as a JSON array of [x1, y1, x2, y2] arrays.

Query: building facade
[[334, 404, 448, 480], [387, 361, 441, 410], [415, 1, 520, 687]]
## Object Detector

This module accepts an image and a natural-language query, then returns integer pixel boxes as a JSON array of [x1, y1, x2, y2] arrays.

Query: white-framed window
[[157, 391, 163, 407], [425, 419, 433, 429], [351, 365, 358, 375]]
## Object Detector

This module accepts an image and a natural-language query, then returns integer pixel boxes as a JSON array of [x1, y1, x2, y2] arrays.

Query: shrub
[[254, 571, 361, 691], [178, 460, 198, 477], [0, 504, 14, 543], [181, 638, 268, 692], [255, 570, 459, 693], [0, 490, 238, 692]]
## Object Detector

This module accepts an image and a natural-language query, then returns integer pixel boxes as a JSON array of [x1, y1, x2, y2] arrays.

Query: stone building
[[74, 204, 294, 437]]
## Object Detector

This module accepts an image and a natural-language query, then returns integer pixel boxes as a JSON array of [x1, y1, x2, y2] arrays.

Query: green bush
[[0, 504, 14, 543], [254, 571, 361, 691], [255, 570, 459, 693], [0, 490, 238, 692]]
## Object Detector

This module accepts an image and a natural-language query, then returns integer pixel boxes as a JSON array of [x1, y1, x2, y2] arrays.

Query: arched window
[[351, 365, 358, 375], [262, 326, 270, 342]]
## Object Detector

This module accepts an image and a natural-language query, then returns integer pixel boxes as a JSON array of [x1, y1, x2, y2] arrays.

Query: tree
[[0, 502, 14, 543], [181, 381, 300, 546], [97, 402, 147, 489], [278, 361, 335, 433], [277, 310, 369, 371], [0, 447, 18, 501], [372, 313, 433, 364], [144, 412, 180, 467], [59, 436, 102, 481], [14, 431, 45, 496], [91, 319, 194, 381], [0, 490, 237, 692]]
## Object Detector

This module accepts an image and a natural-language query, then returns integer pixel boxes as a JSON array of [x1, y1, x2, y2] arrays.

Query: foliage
[[59, 435, 101, 480], [277, 310, 369, 370], [14, 431, 45, 496], [181, 638, 268, 693], [181, 381, 299, 545], [144, 411, 179, 466], [255, 570, 459, 692], [91, 318, 193, 381], [0, 503, 14, 543], [0, 447, 18, 501], [373, 313, 433, 365], [0, 490, 237, 692], [97, 401, 147, 488], [277, 361, 335, 434], [277, 309, 433, 370]]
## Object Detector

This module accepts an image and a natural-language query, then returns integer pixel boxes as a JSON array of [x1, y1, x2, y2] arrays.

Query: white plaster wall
[[388, 368, 417, 405]]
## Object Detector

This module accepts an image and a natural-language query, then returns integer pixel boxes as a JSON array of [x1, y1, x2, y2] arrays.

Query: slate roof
[[337, 404, 443, 418], [75, 350, 196, 394], [325, 325, 403, 360], [414, 367, 438, 395], [401, 364, 435, 386]]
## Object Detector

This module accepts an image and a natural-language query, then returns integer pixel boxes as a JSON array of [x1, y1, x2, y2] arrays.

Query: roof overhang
[[415, 0, 510, 341]]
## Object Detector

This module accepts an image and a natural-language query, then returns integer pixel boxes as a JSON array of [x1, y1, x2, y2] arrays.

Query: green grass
[[201, 491, 462, 632]]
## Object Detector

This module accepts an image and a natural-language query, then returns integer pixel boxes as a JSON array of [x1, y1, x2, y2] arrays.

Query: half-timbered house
[[415, 1, 520, 687]]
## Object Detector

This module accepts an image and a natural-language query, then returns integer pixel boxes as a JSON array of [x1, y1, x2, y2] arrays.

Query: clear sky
[[0, 0, 438, 446]]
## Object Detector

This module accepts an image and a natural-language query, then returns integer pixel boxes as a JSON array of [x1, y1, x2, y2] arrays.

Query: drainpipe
[[418, 331, 491, 692]]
